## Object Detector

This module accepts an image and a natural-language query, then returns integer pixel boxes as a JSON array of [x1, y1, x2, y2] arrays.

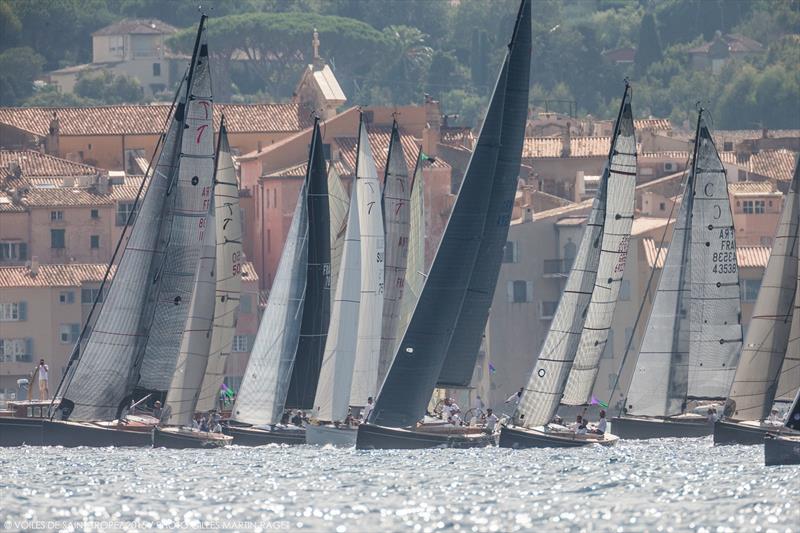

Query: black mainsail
[[285, 119, 332, 409], [370, 0, 531, 427]]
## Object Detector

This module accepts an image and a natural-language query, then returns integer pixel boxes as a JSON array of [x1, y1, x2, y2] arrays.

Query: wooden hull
[[305, 424, 357, 447], [498, 425, 619, 449], [355, 423, 494, 450], [152, 427, 232, 449], [0, 416, 44, 446], [611, 416, 713, 440], [764, 434, 800, 466], [713, 420, 780, 446], [222, 425, 305, 446], [42, 420, 152, 447]]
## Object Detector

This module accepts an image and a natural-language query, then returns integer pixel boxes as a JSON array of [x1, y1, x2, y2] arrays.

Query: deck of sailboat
[[764, 433, 800, 466], [498, 424, 619, 449], [610, 414, 713, 439]]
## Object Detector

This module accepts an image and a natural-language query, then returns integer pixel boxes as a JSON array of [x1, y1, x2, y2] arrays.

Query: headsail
[[313, 174, 360, 422], [196, 119, 243, 413], [137, 18, 215, 393], [726, 157, 798, 421], [437, 0, 531, 387], [232, 182, 308, 426], [378, 121, 412, 384], [328, 165, 350, 308], [560, 102, 636, 406], [285, 120, 332, 409], [349, 119, 386, 407], [370, 0, 530, 428]]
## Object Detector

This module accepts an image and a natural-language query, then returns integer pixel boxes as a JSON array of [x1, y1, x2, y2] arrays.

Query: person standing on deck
[[361, 397, 375, 422], [37, 359, 49, 400], [505, 388, 523, 409], [594, 410, 607, 434], [484, 408, 499, 434]]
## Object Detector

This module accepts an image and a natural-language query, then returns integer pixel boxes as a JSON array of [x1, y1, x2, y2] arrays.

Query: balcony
[[542, 257, 574, 277]]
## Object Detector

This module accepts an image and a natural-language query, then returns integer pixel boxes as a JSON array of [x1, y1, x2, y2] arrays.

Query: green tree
[[74, 71, 145, 104], [22, 85, 98, 107], [635, 13, 663, 78], [0, 47, 45, 105]]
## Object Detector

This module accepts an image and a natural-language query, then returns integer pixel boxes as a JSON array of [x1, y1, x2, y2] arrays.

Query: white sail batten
[[378, 125, 412, 382], [626, 171, 693, 417], [233, 183, 309, 426], [350, 121, 386, 407], [517, 172, 605, 427], [138, 30, 215, 392], [726, 159, 798, 420], [562, 100, 637, 406], [196, 125, 243, 413], [687, 124, 742, 400], [163, 203, 217, 427], [328, 165, 350, 308], [61, 80, 186, 422], [313, 176, 361, 422]]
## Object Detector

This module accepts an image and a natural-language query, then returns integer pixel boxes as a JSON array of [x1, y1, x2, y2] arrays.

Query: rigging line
[[49, 70, 188, 420], [608, 150, 692, 418]]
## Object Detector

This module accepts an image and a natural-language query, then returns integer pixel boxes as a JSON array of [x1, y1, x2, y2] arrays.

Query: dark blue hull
[[713, 420, 779, 446], [611, 416, 713, 440], [356, 424, 493, 450], [764, 435, 800, 466], [223, 425, 305, 446], [0, 417, 44, 446]]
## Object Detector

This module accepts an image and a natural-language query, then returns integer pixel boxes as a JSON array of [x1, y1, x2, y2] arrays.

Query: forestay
[[285, 121, 331, 409], [233, 182, 309, 426], [370, 0, 530, 428], [314, 174, 360, 422], [196, 121, 243, 413], [138, 23, 215, 393], [560, 89, 637, 407], [350, 119, 386, 407], [378, 122, 412, 384], [437, 0, 531, 388], [726, 157, 798, 421]]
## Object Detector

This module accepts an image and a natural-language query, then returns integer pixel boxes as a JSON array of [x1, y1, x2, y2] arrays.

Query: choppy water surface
[[0, 438, 796, 532]]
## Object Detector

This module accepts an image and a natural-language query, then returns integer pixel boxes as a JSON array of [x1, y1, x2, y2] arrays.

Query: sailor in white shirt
[[361, 397, 375, 422], [484, 408, 499, 434], [37, 359, 49, 400], [595, 410, 608, 434], [505, 387, 524, 408]]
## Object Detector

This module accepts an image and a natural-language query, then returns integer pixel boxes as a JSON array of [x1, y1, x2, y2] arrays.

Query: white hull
[[305, 424, 358, 447]]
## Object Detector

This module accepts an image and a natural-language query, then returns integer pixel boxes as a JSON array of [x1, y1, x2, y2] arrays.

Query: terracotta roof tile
[[92, 19, 177, 36], [0, 261, 257, 288], [634, 119, 672, 131], [522, 136, 613, 158], [0, 104, 313, 137], [643, 238, 769, 269], [713, 130, 800, 144], [1, 150, 99, 177], [748, 150, 797, 183], [728, 181, 775, 195]]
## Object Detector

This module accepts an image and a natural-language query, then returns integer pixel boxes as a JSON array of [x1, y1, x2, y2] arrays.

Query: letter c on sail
[[704, 182, 714, 197], [713, 204, 721, 219]]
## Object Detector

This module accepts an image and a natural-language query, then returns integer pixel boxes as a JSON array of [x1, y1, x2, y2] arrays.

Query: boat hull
[[152, 427, 232, 449], [713, 420, 780, 446], [764, 434, 800, 466], [611, 416, 713, 439], [42, 420, 152, 447], [498, 425, 619, 449], [222, 425, 305, 446], [0, 416, 44, 446], [305, 424, 357, 447], [356, 423, 493, 450]]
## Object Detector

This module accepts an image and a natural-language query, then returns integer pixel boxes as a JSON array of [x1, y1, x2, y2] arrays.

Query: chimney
[[422, 94, 441, 157], [561, 122, 571, 157], [761, 128, 768, 139], [575, 170, 585, 202], [8, 160, 22, 179], [523, 207, 533, 223], [45, 111, 60, 156], [96, 173, 110, 194], [29, 256, 39, 277], [257, 141, 263, 153], [62, 176, 75, 188]]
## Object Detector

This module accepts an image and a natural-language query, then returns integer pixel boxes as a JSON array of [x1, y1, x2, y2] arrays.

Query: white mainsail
[[196, 122, 243, 413], [349, 120, 386, 407], [138, 27, 215, 392], [313, 175, 361, 422], [232, 183, 309, 426], [328, 165, 350, 307], [378, 123, 412, 382], [516, 87, 634, 428], [726, 159, 798, 421], [561, 99, 637, 406], [163, 201, 217, 426]]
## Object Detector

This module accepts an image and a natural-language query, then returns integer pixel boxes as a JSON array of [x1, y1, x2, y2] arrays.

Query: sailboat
[[152, 117, 239, 449], [356, 0, 530, 450], [765, 387, 800, 465], [223, 119, 329, 446], [612, 109, 743, 439], [28, 17, 212, 448], [498, 82, 636, 449], [307, 115, 384, 446], [715, 156, 799, 445]]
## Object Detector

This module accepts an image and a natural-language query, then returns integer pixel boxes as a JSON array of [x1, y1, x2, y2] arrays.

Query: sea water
[[0, 437, 796, 532]]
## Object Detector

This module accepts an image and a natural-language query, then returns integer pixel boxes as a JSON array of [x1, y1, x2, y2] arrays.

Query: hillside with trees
[[0, 0, 797, 129]]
